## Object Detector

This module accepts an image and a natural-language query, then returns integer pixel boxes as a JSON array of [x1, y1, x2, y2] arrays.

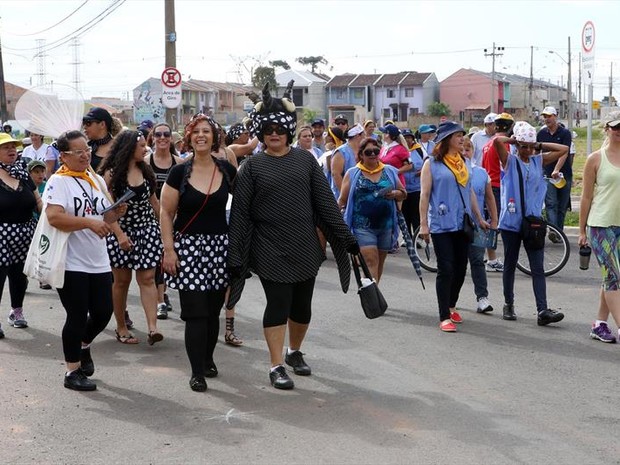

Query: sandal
[[225, 317, 243, 346], [115, 329, 139, 344], [147, 331, 164, 346]]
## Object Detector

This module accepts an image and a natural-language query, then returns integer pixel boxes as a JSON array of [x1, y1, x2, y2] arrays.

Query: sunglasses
[[83, 120, 100, 127], [263, 126, 288, 136], [363, 148, 380, 156], [607, 124, 620, 131], [335, 121, 347, 125], [154, 131, 171, 138]]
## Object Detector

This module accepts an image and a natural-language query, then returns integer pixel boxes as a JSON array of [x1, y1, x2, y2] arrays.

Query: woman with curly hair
[[99, 130, 163, 345], [160, 114, 237, 391]]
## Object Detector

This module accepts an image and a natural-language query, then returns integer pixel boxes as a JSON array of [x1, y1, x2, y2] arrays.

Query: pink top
[[379, 143, 410, 185]]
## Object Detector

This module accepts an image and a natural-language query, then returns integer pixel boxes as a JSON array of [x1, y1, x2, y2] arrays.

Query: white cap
[[347, 123, 364, 138], [483, 113, 497, 124], [542, 106, 558, 116]]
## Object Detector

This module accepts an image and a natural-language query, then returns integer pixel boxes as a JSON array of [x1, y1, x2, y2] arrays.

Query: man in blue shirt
[[536, 106, 572, 235]]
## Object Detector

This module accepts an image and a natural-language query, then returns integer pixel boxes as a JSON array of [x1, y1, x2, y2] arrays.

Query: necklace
[[73, 177, 96, 215]]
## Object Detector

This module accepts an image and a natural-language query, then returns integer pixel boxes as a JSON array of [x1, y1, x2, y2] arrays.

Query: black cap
[[83, 107, 113, 131], [311, 118, 325, 127], [334, 114, 348, 123]]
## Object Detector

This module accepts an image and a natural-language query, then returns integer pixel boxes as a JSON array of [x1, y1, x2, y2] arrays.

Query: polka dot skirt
[[106, 182, 162, 270], [0, 219, 36, 267], [165, 233, 229, 291]]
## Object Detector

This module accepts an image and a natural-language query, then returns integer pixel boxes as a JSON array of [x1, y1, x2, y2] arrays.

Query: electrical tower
[[35, 39, 47, 86], [69, 37, 82, 93]]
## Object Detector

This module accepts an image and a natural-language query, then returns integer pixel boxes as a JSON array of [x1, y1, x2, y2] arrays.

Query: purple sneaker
[[590, 322, 616, 343]]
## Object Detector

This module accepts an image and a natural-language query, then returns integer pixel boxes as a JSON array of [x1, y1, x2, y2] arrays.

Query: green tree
[[303, 108, 318, 125], [252, 66, 277, 92], [426, 102, 451, 117], [296, 56, 327, 73], [270, 60, 290, 70]]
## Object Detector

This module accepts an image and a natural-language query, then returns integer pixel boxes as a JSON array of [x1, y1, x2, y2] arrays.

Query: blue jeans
[[468, 245, 488, 299], [500, 229, 547, 312], [544, 179, 572, 231]]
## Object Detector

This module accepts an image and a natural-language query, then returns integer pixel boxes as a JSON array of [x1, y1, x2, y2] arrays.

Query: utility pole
[[609, 62, 613, 107], [164, 0, 177, 128], [528, 45, 533, 114], [484, 43, 504, 113], [567, 36, 572, 130], [0, 30, 7, 123], [578, 52, 582, 108]]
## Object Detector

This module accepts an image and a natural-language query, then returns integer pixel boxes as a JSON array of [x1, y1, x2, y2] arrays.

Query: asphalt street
[[1, 231, 619, 465]]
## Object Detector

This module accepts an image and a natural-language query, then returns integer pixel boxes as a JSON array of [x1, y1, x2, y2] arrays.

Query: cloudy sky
[[1, 0, 618, 101]]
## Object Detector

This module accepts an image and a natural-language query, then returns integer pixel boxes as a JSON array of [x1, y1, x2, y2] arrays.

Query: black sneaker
[[204, 360, 218, 378], [537, 309, 564, 326], [0, 323, 4, 339], [269, 365, 294, 390], [189, 375, 207, 392], [80, 347, 95, 377], [164, 293, 173, 312], [502, 303, 517, 321], [285, 350, 311, 376], [64, 368, 97, 391]]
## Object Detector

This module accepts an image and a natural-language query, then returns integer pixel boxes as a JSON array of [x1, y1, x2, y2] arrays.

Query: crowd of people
[[0, 100, 618, 393]]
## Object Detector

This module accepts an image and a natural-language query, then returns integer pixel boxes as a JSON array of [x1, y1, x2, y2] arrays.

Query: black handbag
[[447, 164, 475, 244], [516, 161, 547, 250], [351, 253, 388, 319]]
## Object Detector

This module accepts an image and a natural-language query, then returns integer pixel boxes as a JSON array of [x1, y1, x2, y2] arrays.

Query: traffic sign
[[162, 67, 182, 88], [581, 21, 595, 85]]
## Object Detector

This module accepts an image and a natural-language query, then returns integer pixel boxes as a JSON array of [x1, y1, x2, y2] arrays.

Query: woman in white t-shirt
[[46, 130, 126, 392]]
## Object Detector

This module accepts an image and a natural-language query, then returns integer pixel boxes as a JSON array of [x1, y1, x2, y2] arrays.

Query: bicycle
[[412, 223, 570, 277]]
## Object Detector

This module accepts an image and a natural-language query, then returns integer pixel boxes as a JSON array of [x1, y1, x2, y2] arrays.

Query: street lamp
[[548, 37, 572, 130]]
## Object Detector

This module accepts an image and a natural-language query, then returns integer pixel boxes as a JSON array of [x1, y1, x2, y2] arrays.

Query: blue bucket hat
[[435, 121, 466, 144]]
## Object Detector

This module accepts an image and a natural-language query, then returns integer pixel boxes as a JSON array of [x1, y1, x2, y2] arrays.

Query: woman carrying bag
[[419, 122, 488, 332], [45, 130, 126, 391]]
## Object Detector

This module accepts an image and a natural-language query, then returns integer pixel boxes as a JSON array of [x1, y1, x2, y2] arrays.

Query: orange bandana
[[56, 165, 99, 191], [356, 161, 385, 175], [443, 152, 468, 186]]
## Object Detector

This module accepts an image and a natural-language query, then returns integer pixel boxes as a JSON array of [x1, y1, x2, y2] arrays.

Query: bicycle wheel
[[516, 223, 571, 277], [413, 226, 437, 272]]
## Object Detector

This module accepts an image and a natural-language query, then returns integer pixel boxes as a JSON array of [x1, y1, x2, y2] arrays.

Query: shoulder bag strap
[[443, 162, 468, 211], [178, 164, 217, 235], [515, 159, 526, 219]]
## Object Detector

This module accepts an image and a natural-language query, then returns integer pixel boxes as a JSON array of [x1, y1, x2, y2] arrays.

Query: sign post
[[161, 66, 182, 117], [582, 21, 595, 155]]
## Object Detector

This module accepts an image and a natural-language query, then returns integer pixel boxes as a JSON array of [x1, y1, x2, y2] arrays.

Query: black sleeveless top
[[150, 154, 177, 198]]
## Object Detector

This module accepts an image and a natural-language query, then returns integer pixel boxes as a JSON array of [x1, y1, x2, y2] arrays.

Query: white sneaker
[[486, 259, 504, 272], [476, 297, 493, 313]]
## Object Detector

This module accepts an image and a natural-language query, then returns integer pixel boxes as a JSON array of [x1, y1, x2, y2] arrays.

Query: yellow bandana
[[443, 152, 468, 186], [356, 161, 385, 175], [56, 165, 99, 191]]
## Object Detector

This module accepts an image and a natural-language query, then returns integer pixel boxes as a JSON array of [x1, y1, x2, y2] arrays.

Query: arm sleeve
[[227, 159, 255, 269], [44, 176, 69, 209], [165, 163, 185, 189]]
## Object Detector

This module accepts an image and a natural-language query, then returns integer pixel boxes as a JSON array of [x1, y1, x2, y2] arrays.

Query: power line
[[4, 1, 90, 37]]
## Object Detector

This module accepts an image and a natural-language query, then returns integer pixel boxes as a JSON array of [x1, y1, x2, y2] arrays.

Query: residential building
[[275, 70, 329, 122], [1, 81, 28, 121]]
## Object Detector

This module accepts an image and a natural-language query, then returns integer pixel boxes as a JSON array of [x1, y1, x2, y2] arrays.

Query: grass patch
[[571, 126, 605, 197], [564, 211, 579, 227]]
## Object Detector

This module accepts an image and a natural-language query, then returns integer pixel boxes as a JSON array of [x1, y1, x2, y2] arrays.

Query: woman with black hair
[[45, 130, 126, 390], [99, 130, 163, 345], [160, 114, 237, 392], [83, 107, 115, 171]]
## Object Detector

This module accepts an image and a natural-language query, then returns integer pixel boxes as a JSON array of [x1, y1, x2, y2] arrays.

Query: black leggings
[[179, 290, 226, 377], [431, 231, 470, 321], [401, 191, 421, 236], [0, 262, 28, 309], [56, 271, 113, 363], [260, 277, 315, 328]]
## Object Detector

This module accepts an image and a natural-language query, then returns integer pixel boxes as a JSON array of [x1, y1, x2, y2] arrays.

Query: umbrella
[[396, 211, 425, 290]]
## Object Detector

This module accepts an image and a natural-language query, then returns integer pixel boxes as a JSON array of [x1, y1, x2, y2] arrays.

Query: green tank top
[[588, 147, 620, 227]]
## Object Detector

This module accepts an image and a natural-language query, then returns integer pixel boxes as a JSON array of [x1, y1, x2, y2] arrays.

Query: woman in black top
[[144, 123, 184, 320], [228, 105, 358, 391], [0, 134, 42, 337], [160, 114, 236, 392]]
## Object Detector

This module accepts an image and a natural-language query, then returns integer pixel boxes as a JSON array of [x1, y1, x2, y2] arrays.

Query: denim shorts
[[354, 227, 393, 251]]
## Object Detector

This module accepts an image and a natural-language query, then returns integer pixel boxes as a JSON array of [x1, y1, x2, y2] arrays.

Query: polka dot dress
[[165, 233, 229, 291], [106, 181, 162, 270], [0, 219, 36, 267]]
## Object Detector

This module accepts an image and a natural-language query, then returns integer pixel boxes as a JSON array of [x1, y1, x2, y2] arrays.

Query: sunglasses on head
[[363, 148, 380, 156], [263, 126, 288, 136], [154, 131, 171, 138]]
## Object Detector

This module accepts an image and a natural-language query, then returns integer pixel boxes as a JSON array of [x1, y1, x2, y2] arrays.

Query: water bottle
[[438, 202, 447, 216], [508, 198, 516, 214]]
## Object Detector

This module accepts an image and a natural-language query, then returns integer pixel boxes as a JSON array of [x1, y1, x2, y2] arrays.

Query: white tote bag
[[24, 211, 70, 288]]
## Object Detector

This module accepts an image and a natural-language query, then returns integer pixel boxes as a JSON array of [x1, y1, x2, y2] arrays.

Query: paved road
[[1, 233, 618, 464]]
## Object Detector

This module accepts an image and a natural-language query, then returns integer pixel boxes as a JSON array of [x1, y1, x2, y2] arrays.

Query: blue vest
[[331, 143, 356, 198], [404, 148, 424, 193], [499, 154, 547, 232], [344, 165, 401, 248], [470, 166, 489, 225], [428, 158, 473, 234]]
